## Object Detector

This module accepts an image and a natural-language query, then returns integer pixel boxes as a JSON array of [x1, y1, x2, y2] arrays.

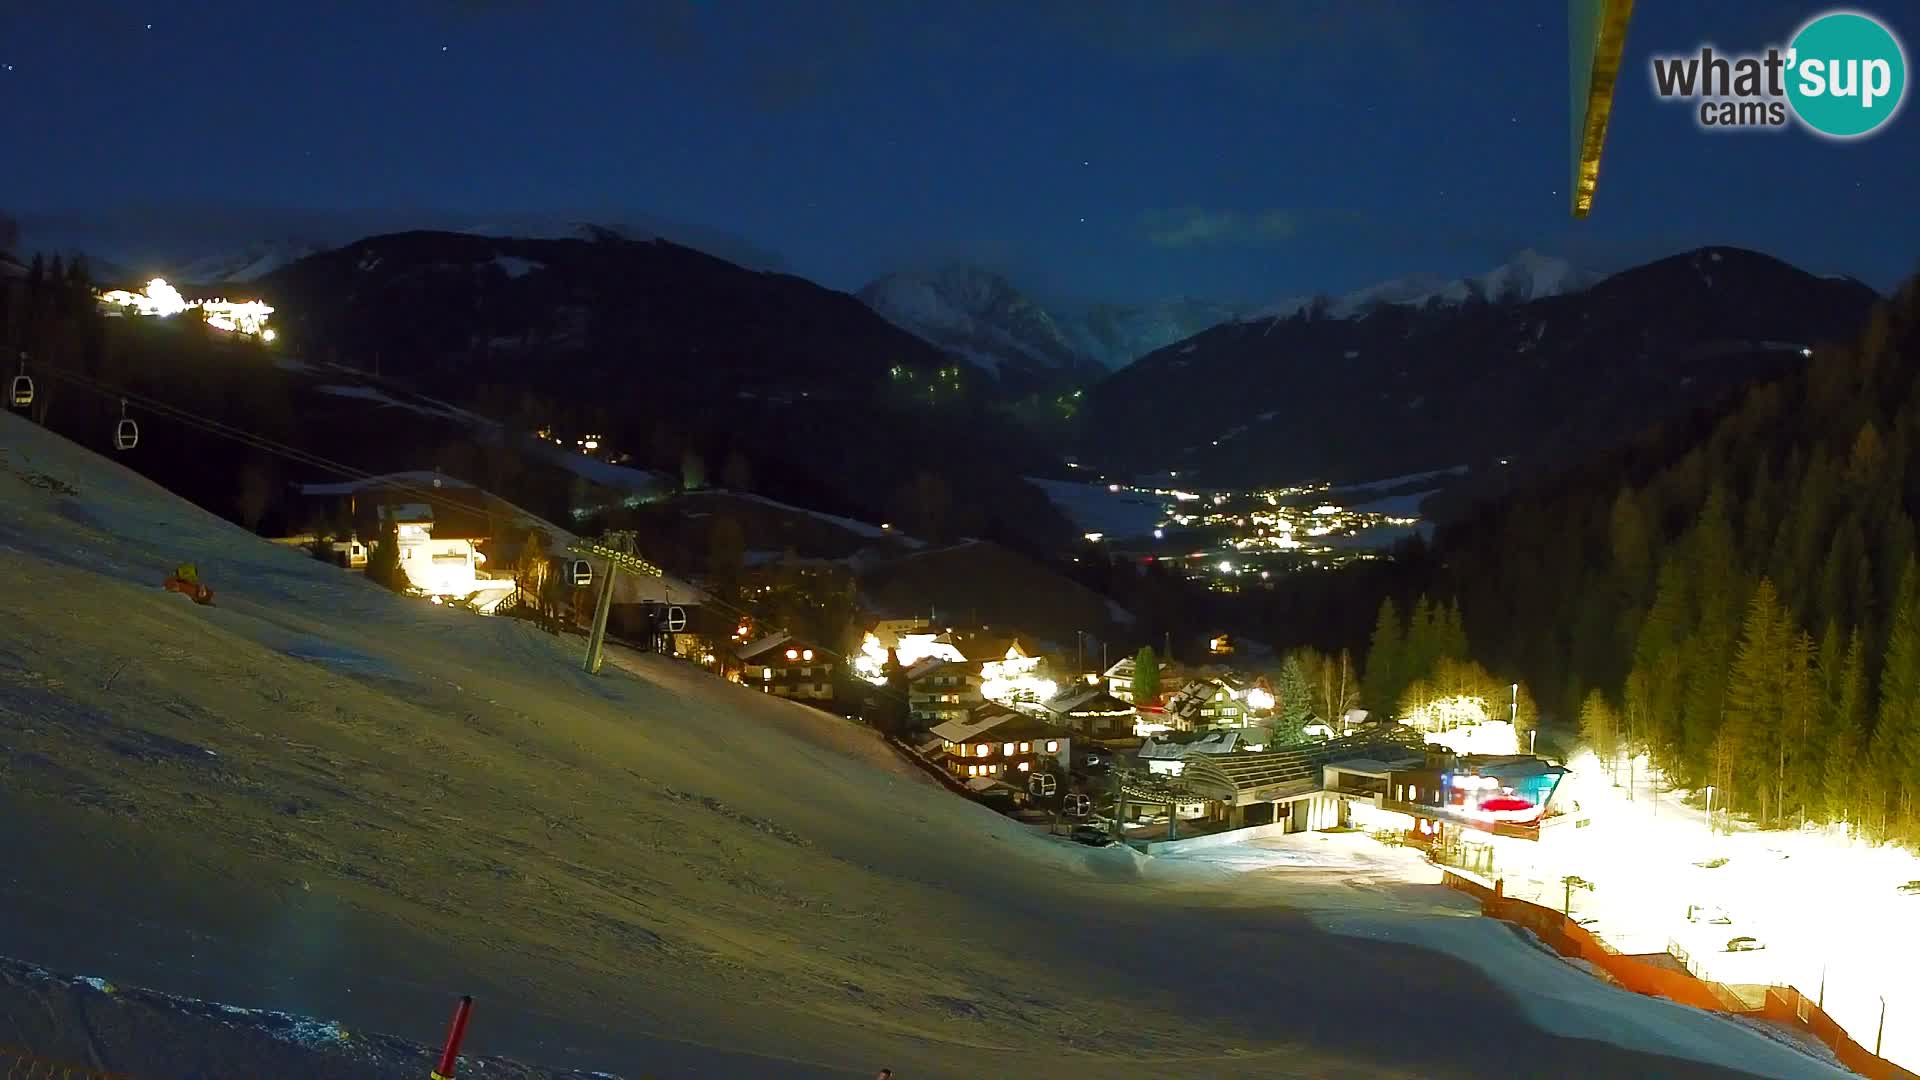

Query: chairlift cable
[[27, 365, 912, 699]]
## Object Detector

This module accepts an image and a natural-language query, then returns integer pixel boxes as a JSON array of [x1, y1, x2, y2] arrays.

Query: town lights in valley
[[98, 278, 276, 339]]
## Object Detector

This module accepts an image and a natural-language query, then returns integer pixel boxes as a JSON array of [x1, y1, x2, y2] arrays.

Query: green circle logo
[[1786, 11, 1907, 138]]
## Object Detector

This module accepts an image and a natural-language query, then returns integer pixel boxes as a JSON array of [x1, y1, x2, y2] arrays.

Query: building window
[[1002, 742, 1015, 756], [762, 667, 773, 681], [785, 648, 799, 660], [1045, 740, 1059, 753], [1019, 741, 1031, 753], [975, 744, 990, 758], [1018, 761, 1031, 772], [803, 649, 814, 661]]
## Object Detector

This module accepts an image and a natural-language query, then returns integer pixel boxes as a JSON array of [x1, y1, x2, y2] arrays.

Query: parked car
[[1899, 880, 1920, 895], [1726, 936, 1766, 952], [1693, 857, 1729, 869], [1070, 824, 1114, 847], [1687, 904, 1732, 925]]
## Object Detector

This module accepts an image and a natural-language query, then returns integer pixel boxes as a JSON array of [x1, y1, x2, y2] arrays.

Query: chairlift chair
[[114, 399, 139, 450], [8, 374, 30, 408], [1028, 773, 1058, 798], [1064, 793, 1091, 817]]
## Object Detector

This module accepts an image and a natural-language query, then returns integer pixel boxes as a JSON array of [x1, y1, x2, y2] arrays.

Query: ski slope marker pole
[[430, 995, 473, 1079]]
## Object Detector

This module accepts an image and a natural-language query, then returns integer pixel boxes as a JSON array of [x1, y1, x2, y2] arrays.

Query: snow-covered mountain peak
[[858, 264, 1096, 381], [1251, 252, 1604, 322]]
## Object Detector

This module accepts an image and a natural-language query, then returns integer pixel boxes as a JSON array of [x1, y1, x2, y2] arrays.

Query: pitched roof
[[1166, 677, 1243, 720], [1042, 686, 1136, 717], [1181, 727, 1432, 804], [1138, 730, 1243, 760], [931, 705, 1069, 745], [737, 631, 794, 662], [906, 658, 983, 683], [929, 707, 1022, 744]]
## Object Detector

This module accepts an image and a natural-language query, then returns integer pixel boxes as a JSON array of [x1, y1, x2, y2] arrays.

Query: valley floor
[[0, 411, 1854, 1079]]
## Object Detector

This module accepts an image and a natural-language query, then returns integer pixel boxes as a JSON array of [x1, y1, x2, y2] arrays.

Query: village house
[[1102, 656, 1141, 702], [377, 501, 495, 599], [737, 631, 836, 702], [931, 706, 1072, 785], [907, 658, 984, 728], [1038, 685, 1138, 738], [1163, 675, 1248, 732]]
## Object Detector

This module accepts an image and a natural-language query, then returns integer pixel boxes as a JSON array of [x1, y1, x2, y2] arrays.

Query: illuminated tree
[[1823, 628, 1867, 825], [366, 522, 403, 592], [1579, 690, 1621, 768], [1131, 645, 1159, 706], [1271, 656, 1315, 745]]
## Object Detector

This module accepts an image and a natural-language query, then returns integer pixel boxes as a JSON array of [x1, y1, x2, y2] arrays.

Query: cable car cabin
[[9, 375, 30, 407], [115, 417, 139, 450]]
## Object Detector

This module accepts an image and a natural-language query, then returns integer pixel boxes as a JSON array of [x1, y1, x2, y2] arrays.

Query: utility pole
[[569, 534, 665, 676], [1877, 995, 1887, 1057], [1110, 766, 1127, 844], [1561, 874, 1594, 916], [583, 563, 618, 674]]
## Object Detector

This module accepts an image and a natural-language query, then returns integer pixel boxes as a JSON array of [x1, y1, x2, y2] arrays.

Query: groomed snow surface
[[1486, 751, 1920, 1073], [0, 408, 1852, 1078]]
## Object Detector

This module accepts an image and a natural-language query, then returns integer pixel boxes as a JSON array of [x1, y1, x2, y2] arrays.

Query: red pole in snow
[[430, 995, 473, 1080]]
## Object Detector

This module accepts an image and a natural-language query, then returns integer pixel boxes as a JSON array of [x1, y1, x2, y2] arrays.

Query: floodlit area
[[0, 406, 1862, 1078], [1471, 750, 1920, 1072], [97, 277, 276, 338]]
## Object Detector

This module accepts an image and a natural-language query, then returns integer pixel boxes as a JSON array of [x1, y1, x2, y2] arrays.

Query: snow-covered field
[[0, 410, 1856, 1078], [1480, 751, 1920, 1072], [1025, 477, 1168, 540]]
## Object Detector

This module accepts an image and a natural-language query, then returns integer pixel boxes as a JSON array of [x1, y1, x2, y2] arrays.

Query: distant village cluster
[[96, 277, 277, 340], [272, 470, 1571, 860]]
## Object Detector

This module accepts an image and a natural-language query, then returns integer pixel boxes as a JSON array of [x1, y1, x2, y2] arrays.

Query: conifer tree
[[1363, 597, 1403, 716], [1579, 690, 1621, 771], [1131, 645, 1160, 706], [1271, 655, 1315, 745], [1877, 559, 1920, 834], [1824, 628, 1869, 826]]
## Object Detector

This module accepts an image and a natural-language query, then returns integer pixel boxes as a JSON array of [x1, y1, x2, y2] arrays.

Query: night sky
[[4, 1, 1915, 302]]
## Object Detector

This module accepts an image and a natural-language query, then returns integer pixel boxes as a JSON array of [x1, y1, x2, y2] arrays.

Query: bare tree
[[236, 458, 276, 532]]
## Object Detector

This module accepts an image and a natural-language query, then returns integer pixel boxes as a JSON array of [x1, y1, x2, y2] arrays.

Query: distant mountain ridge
[[858, 263, 1250, 382], [1252, 250, 1604, 322], [1080, 246, 1881, 489], [859, 253, 1608, 384], [858, 265, 1102, 390], [16, 207, 791, 286]]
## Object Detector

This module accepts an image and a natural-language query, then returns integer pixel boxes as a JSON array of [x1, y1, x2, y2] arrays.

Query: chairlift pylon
[[114, 398, 139, 450], [9, 374, 31, 408]]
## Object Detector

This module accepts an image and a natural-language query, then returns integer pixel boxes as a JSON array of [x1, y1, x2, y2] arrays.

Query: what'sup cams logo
[[1650, 9, 1907, 138]]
